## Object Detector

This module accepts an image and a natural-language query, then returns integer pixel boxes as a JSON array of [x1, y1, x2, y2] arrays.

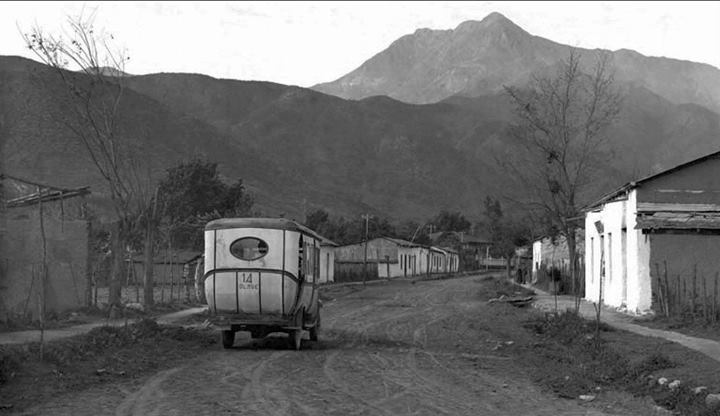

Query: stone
[[668, 380, 681, 390], [693, 386, 708, 395], [652, 405, 673, 415], [125, 302, 145, 312], [578, 395, 595, 402], [657, 377, 668, 386], [706, 393, 720, 410]]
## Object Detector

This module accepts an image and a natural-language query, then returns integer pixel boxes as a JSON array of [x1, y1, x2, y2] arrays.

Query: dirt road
[[20, 275, 640, 415]]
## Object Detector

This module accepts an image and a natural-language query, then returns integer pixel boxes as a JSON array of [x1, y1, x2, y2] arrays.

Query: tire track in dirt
[[243, 351, 296, 416], [100, 276, 629, 416], [114, 367, 181, 416]]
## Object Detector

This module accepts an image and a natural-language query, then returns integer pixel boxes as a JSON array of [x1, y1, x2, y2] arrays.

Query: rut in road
[[25, 276, 629, 415]]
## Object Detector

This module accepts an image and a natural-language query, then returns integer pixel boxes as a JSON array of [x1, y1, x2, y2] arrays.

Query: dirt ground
[[5, 275, 717, 415]]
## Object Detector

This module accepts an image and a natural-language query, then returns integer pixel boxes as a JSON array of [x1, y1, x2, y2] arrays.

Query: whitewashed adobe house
[[584, 150, 720, 315], [531, 232, 584, 283], [318, 236, 337, 283]]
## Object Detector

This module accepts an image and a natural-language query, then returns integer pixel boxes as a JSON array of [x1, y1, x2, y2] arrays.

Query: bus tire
[[309, 314, 320, 341], [221, 330, 235, 349]]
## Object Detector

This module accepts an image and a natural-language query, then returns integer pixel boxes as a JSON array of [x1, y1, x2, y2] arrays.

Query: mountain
[[2, 53, 719, 224], [123, 65, 720, 215], [313, 12, 720, 114], [0, 56, 295, 220], [123, 73, 507, 218]]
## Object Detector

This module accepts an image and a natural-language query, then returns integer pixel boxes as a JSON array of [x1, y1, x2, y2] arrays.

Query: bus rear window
[[230, 237, 269, 261]]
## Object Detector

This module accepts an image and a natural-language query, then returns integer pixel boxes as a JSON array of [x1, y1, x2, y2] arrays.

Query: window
[[230, 237, 268, 261]]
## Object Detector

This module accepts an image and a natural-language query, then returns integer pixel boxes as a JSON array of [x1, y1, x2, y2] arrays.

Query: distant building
[[0, 174, 91, 320], [318, 236, 337, 284], [530, 232, 585, 294], [334, 237, 458, 281], [334, 237, 425, 280], [129, 249, 202, 300], [584, 150, 720, 315], [428, 231, 493, 270], [531, 231, 585, 282]]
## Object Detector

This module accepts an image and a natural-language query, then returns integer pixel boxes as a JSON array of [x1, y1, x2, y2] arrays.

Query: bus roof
[[204, 217, 323, 240]]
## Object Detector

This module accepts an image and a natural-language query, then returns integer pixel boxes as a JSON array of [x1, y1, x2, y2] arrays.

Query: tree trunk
[[108, 221, 124, 314], [194, 258, 206, 304], [85, 221, 93, 307], [565, 226, 579, 311], [143, 223, 155, 307], [506, 256, 513, 281]]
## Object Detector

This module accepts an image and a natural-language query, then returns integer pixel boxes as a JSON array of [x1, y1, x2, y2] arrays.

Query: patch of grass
[[477, 275, 535, 301], [630, 352, 677, 377], [0, 319, 216, 411], [520, 311, 716, 415]]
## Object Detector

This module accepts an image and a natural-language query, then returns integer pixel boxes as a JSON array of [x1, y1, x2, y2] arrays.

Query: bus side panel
[[206, 271, 237, 312]]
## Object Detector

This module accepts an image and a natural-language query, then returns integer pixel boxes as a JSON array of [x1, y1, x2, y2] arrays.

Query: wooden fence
[[534, 260, 585, 296], [334, 261, 380, 283], [653, 261, 720, 323]]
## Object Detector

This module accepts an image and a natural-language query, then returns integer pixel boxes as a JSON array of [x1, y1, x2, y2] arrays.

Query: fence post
[[692, 264, 697, 319], [663, 261, 670, 317], [655, 263, 667, 317], [676, 274, 681, 319], [714, 272, 719, 323], [703, 273, 709, 323]]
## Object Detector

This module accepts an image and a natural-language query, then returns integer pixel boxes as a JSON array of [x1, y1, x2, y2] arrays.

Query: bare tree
[[23, 12, 157, 311], [503, 49, 622, 310]]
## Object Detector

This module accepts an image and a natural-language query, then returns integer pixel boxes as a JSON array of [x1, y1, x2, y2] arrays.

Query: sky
[[2, 1, 720, 87]]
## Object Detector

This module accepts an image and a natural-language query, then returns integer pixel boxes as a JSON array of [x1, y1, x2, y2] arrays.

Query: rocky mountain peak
[[455, 12, 521, 32]]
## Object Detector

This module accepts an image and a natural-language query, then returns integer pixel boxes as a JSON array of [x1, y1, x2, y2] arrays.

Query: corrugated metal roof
[[428, 231, 491, 244], [584, 148, 720, 211], [637, 202, 720, 213], [381, 237, 424, 248], [636, 212, 720, 230]]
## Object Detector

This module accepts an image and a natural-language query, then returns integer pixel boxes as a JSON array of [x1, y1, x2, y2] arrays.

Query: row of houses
[[532, 149, 720, 316], [331, 237, 459, 281]]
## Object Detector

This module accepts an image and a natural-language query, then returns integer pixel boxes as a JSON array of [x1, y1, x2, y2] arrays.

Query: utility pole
[[362, 214, 371, 286]]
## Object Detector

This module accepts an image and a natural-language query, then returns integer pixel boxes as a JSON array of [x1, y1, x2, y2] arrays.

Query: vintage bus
[[204, 218, 322, 350]]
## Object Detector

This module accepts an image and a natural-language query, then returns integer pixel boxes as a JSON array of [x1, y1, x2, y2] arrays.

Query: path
[[530, 287, 720, 363], [0, 306, 207, 345]]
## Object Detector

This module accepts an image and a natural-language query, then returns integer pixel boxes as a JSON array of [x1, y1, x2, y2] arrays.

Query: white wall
[[532, 240, 542, 278], [377, 246, 424, 278], [319, 246, 335, 283], [584, 189, 653, 314], [626, 190, 653, 313]]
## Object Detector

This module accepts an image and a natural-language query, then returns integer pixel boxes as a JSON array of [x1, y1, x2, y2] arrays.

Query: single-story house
[[129, 249, 202, 285], [584, 149, 720, 315], [334, 237, 460, 281], [334, 237, 427, 279], [431, 247, 460, 274], [318, 236, 337, 284], [429, 231, 493, 270], [531, 231, 585, 283]]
